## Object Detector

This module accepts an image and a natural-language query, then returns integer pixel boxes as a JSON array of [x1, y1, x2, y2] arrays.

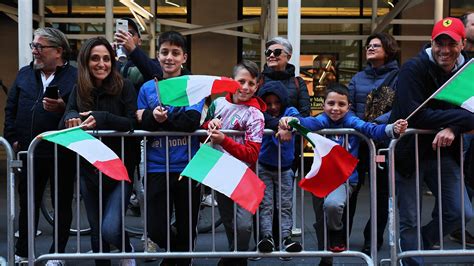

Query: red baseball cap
[[432, 17, 466, 42]]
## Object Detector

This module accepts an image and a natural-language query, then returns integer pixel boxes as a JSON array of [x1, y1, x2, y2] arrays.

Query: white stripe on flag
[[186, 76, 215, 104], [305, 132, 337, 179], [461, 96, 474, 112], [68, 139, 118, 163], [201, 153, 246, 196]]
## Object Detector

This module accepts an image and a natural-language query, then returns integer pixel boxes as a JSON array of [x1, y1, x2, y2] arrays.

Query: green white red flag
[[433, 59, 474, 112], [158, 75, 241, 106], [42, 127, 130, 182], [181, 144, 265, 214], [289, 120, 358, 198]]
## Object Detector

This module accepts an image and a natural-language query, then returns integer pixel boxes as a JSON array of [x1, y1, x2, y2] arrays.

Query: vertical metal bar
[[369, 138, 378, 263], [27, 141, 36, 266], [1, 137, 16, 265], [415, 134, 421, 250], [99, 137, 103, 253], [278, 139, 282, 250], [121, 136, 126, 252], [460, 136, 466, 249], [388, 139, 397, 265], [436, 145, 443, 250], [76, 154, 81, 252], [143, 136, 149, 253], [166, 136, 170, 252], [188, 135, 193, 252], [299, 135, 305, 248], [54, 144, 58, 253], [344, 134, 350, 250]]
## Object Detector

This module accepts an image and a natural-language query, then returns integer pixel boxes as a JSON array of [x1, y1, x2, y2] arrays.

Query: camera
[[116, 45, 127, 63]]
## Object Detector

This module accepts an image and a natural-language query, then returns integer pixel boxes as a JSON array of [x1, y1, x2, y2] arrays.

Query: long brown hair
[[76, 37, 123, 110]]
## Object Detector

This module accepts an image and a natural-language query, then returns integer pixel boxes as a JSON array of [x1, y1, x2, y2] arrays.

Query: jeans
[[258, 164, 294, 239], [146, 172, 200, 265], [80, 166, 133, 266], [15, 150, 75, 257], [397, 154, 473, 266], [216, 192, 253, 251]]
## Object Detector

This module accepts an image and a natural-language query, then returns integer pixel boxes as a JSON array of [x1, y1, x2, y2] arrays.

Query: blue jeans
[[396, 154, 473, 266], [80, 166, 132, 265], [258, 164, 294, 239], [216, 192, 253, 251]]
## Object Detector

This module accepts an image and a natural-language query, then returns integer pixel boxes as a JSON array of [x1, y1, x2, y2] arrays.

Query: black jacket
[[4, 62, 77, 156], [389, 44, 474, 175], [261, 63, 310, 130], [62, 79, 140, 173]]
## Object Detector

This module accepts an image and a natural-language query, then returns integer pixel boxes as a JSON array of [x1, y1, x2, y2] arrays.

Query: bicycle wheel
[[41, 180, 91, 235]]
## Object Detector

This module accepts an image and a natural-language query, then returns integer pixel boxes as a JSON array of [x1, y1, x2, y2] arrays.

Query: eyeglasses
[[29, 42, 58, 52], [365, 43, 383, 50], [265, 48, 284, 57]]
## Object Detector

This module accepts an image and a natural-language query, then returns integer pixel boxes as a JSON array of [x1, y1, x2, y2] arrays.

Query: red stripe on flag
[[299, 145, 358, 198], [230, 167, 265, 214], [93, 158, 131, 182], [211, 77, 241, 94]]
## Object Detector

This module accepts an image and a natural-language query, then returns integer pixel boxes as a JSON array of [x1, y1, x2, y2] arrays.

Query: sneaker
[[45, 260, 65, 266], [328, 230, 346, 253], [143, 237, 158, 253], [449, 229, 474, 247], [257, 235, 275, 253], [202, 194, 218, 207], [15, 255, 27, 264], [283, 236, 302, 252]]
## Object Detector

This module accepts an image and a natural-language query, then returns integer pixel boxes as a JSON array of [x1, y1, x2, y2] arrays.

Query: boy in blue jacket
[[256, 81, 302, 253], [280, 83, 407, 258]]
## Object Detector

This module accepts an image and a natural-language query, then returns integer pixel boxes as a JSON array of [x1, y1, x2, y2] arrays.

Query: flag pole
[[404, 59, 474, 121], [154, 77, 163, 109], [179, 116, 221, 181]]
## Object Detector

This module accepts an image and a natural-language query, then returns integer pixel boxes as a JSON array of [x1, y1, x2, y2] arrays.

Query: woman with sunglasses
[[347, 32, 400, 257], [261, 37, 310, 122]]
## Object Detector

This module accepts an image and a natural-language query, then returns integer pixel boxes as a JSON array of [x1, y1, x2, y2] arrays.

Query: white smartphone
[[115, 19, 128, 34]]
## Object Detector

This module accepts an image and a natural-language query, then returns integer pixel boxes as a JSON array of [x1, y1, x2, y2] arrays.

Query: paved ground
[[1, 159, 473, 265]]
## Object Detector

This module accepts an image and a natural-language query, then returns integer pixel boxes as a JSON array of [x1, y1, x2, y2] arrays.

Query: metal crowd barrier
[[23, 129, 379, 265], [0, 137, 18, 266], [387, 129, 474, 265]]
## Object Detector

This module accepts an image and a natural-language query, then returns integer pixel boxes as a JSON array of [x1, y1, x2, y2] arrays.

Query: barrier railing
[[24, 129, 378, 265], [0, 137, 19, 266], [387, 129, 474, 265]]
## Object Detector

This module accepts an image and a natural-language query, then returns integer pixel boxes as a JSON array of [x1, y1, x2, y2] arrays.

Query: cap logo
[[443, 19, 452, 27]]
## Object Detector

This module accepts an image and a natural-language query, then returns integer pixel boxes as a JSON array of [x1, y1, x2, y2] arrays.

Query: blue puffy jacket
[[348, 60, 399, 121]]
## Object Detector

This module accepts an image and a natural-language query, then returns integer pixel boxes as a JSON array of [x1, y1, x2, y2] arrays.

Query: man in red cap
[[388, 17, 474, 265]]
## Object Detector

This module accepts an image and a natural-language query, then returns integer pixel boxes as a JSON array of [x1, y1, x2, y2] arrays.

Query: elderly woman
[[348, 32, 400, 255], [261, 37, 310, 127]]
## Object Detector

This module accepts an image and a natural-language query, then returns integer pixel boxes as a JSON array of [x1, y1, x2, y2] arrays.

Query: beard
[[33, 60, 44, 70]]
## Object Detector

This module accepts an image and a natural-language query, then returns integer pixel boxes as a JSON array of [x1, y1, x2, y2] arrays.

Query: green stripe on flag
[[159, 76, 190, 106], [435, 63, 474, 105], [42, 127, 95, 147], [181, 145, 223, 182]]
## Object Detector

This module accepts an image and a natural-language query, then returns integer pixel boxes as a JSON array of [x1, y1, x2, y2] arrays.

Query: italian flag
[[158, 75, 241, 106], [290, 120, 358, 198], [181, 144, 265, 214], [42, 127, 130, 182], [433, 59, 474, 112]]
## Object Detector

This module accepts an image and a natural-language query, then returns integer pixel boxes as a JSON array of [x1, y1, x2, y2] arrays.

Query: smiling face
[[31, 35, 62, 73], [366, 38, 387, 67], [265, 43, 290, 71], [431, 35, 464, 73], [232, 68, 258, 104], [323, 92, 350, 122], [158, 41, 187, 78], [88, 45, 112, 87]]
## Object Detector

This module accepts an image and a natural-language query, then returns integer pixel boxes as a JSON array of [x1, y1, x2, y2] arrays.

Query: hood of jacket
[[256, 80, 289, 110], [262, 63, 296, 80], [364, 60, 399, 77], [225, 93, 267, 112]]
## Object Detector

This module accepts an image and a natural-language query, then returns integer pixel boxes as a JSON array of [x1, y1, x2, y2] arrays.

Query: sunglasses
[[265, 48, 284, 57]]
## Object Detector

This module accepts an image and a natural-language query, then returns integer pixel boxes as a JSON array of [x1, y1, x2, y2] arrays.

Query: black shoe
[[329, 229, 346, 253], [449, 229, 474, 247], [258, 235, 275, 253], [283, 236, 302, 252]]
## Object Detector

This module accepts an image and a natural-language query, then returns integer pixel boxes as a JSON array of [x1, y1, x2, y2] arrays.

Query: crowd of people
[[3, 12, 474, 266]]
